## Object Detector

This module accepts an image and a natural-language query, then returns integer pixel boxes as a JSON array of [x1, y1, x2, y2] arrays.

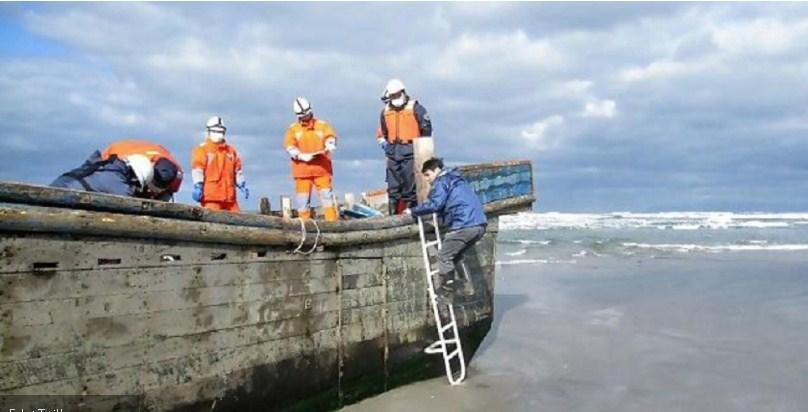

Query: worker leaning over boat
[[284, 97, 339, 221], [377, 78, 432, 215], [51, 139, 183, 201], [190, 116, 249, 212], [405, 158, 487, 299]]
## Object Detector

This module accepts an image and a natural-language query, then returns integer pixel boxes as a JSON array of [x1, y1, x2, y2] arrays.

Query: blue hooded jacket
[[51, 150, 138, 197], [411, 168, 487, 230]]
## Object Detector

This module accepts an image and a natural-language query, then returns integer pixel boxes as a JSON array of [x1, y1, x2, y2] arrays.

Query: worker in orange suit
[[190, 116, 249, 212], [284, 97, 338, 221], [52, 139, 183, 201]]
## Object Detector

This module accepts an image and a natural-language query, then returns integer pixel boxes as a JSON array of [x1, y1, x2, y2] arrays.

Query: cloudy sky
[[2, 2, 808, 212]]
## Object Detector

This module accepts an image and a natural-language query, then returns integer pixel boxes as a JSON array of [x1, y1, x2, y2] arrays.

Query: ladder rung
[[429, 269, 440, 275], [440, 323, 455, 333], [425, 340, 445, 354], [424, 240, 440, 248], [447, 349, 461, 359]]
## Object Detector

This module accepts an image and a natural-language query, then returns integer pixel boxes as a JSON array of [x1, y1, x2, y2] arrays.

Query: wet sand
[[343, 253, 808, 411]]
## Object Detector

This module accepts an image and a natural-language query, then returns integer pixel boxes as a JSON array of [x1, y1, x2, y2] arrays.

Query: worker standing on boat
[[377, 78, 432, 215], [51, 139, 183, 201], [405, 158, 486, 297], [284, 97, 339, 221], [190, 116, 249, 212]]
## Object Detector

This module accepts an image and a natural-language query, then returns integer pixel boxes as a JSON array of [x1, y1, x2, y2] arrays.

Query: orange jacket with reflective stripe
[[284, 118, 337, 178], [191, 140, 243, 203], [376, 100, 420, 144], [102, 139, 183, 193]]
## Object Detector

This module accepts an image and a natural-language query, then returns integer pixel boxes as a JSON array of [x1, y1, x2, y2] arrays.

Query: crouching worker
[[405, 158, 487, 299], [51, 139, 183, 201]]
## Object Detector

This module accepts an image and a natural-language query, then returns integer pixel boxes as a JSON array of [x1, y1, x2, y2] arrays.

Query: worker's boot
[[298, 209, 312, 220], [324, 206, 338, 222], [388, 199, 398, 216], [435, 278, 456, 305]]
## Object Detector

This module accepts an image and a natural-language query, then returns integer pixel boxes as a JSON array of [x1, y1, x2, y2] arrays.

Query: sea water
[[345, 212, 808, 411]]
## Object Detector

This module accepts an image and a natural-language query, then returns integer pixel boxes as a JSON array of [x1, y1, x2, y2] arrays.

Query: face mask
[[208, 131, 225, 143], [391, 95, 407, 108]]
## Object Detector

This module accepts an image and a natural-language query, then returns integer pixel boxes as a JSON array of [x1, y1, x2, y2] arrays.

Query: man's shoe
[[435, 290, 454, 305], [439, 279, 456, 295]]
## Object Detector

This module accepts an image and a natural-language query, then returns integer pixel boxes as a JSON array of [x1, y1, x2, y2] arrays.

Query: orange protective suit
[[102, 139, 183, 197], [191, 140, 244, 212], [284, 118, 338, 221]]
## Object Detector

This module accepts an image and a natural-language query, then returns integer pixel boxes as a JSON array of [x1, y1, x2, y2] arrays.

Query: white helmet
[[382, 78, 406, 101], [293, 97, 312, 118], [125, 154, 154, 189], [206, 116, 226, 133]]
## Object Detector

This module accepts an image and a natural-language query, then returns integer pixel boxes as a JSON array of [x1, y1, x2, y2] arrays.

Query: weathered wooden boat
[[0, 160, 534, 411]]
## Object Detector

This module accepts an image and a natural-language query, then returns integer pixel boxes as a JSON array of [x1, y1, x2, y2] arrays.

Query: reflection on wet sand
[[344, 254, 808, 411]]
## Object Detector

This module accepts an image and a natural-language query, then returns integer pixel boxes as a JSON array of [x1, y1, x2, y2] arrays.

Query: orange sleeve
[[324, 122, 337, 143], [234, 148, 243, 172], [283, 126, 297, 150], [191, 145, 207, 170]]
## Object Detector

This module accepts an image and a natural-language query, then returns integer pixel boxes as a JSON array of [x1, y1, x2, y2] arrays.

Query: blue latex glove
[[377, 138, 389, 151], [192, 183, 204, 202], [237, 182, 250, 199]]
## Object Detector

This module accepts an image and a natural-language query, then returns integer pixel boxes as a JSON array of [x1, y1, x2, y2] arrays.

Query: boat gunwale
[[0, 194, 532, 248], [0, 160, 534, 234]]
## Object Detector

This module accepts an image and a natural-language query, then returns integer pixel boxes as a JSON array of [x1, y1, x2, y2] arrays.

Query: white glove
[[298, 153, 314, 162], [325, 139, 337, 152], [288, 147, 301, 160]]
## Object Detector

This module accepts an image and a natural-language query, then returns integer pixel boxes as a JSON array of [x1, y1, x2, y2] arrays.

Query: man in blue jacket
[[405, 158, 487, 298]]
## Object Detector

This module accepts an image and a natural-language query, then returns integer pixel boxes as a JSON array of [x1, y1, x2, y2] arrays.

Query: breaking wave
[[500, 212, 808, 231], [496, 258, 577, 266]]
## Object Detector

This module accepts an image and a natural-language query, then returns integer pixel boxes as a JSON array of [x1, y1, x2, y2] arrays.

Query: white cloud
[[520, 115, 565, 149], [430, 30, 566, 80], [710, 18, 808, 55], [6, 3, 808, 210], [582, 99, 617, 119], [618, 59, 707, 82]]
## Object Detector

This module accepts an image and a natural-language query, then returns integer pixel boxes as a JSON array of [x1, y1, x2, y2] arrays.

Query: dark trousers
[[438, 225, 486, 281], [385, 143, 416, 211]]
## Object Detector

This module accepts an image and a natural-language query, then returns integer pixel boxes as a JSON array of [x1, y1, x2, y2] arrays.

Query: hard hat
[[383, 78, 406, 100], [206, 116, 226, 133], [293, 97, 312, 118], [126, 154, 154, 188]]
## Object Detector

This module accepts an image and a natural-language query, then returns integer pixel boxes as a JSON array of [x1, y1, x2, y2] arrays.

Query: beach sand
[[344, 253, 808, 411]]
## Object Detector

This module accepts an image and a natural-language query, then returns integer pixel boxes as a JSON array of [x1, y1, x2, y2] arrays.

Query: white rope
[[291, 217, 307, 254], [302, 219, 321, 255], [291, 217, 321, 255]]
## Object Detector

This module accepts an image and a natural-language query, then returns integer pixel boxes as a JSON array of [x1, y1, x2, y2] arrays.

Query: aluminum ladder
[[417, 213, 467, 385]]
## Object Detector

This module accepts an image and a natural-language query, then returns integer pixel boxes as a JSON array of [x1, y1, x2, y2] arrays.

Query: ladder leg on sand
[[417, 214, 467, 385]]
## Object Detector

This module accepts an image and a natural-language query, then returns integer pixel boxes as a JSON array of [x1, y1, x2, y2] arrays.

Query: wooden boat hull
[[0, 161, 534, 411]]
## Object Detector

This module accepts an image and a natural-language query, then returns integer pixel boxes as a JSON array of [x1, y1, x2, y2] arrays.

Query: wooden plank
[[2, 282, 340, 327], [0, 168, 533, 233], [281, 196, 292, 219], [2, 298, 340, 363], [413, 137, 435, 204], [2, 260, 338, 304], [259, 197, 271, 215], [0, 235, 337, 274], [341, 287, 385, 310]]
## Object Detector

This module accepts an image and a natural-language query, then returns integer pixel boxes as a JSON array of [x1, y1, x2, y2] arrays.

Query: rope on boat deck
[[291, 217, 321, 255]]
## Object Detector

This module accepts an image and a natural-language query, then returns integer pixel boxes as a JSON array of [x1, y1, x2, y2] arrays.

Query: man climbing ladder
[[406, 157, 488, 385], [405, 157, 487, 299]]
